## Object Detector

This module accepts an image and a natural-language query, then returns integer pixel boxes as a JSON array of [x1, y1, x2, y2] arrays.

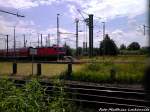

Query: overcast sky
[[0, 0, 148, 49]]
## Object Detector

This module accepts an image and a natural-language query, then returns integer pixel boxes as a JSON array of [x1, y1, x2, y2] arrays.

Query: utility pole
[[143, 25, 150, 35], [6, 35, 8, 55], [102, 22, 105, 60], [14, 26, 16, 57], [85, 24, 88, 53], [46, 36, 48, 47], [38, 34, 40, 48], [83, 42, 85, 54], [89, 14, 93, 57], [48, 34, 50, 46], [143, 25, 146, 35], [57, 14, 60, 46], [143, 24, 150, 53], [75, 18, 79, 56], [23, 34, 26, 48], [41, 34, 43, 47]]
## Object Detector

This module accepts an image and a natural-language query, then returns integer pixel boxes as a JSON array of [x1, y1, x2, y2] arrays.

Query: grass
[[0, 55, 148, 84], [0, 62, 82, 77], [70, 62, 146, 84], [80, 55, 147, 62], [0, 78, 77, 112]]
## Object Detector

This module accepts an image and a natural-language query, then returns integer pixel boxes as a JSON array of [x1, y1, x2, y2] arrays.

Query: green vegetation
[[80, 55, 147, 62], [0, 78, 77, 112], [0, 55, 147, 84], [99, 34, 119, 55], [127, 42, 141, 50], [69, 62, 145, 84]]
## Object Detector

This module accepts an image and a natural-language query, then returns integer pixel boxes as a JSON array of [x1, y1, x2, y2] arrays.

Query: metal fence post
[[12, 63, 17, 74], [37, 63, 41, 76]]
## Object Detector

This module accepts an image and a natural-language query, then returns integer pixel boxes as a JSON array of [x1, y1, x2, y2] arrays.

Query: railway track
[[10, 79, 150, 109], [0, 60, 145, 64]]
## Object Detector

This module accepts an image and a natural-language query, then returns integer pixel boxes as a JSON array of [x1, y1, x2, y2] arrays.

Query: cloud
[[66, 0, 147, 21], [0, 0, 37, 9], [110, 29, 148, 47], [67, 4, 79, 19], [0, 0, 147, 20], [0, 0, 148, 49], [0, 0, 57, 9]]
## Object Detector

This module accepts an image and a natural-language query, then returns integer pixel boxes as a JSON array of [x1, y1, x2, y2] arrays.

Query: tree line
[[64, 34, 149, 56]]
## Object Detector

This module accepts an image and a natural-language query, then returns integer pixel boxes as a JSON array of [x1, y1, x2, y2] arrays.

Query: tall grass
[[0, 78, 76, 112], [70, 62, 145, 84]]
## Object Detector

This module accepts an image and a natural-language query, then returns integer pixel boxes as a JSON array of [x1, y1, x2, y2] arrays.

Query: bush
[[0, 78, 76, 112]]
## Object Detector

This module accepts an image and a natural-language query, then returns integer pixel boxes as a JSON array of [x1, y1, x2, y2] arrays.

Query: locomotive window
[[59, 48, 64, 51]]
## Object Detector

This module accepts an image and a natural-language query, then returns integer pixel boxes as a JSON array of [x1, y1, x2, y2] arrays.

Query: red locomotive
[[0, 45, 66, 60]]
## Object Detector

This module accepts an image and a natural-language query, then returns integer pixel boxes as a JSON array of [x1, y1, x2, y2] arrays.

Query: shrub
[[0, 78, 76, 112]]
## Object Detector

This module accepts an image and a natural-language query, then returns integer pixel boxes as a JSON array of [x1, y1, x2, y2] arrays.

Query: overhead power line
[[0, 9, 25, 17]]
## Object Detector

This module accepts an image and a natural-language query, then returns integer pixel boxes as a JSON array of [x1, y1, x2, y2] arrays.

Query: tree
[[63, 43, 73, 56], [100, 34, 119, 55], [77, 47, 83, 56], [127, 42, 140, 50], [120, 44, 126, 50]]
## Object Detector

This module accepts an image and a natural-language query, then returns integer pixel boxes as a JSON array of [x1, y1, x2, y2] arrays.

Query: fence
[[0, 61, 74, 77]]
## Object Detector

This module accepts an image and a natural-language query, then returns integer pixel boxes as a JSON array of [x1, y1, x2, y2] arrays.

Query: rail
[[5, 79, 150, 108]]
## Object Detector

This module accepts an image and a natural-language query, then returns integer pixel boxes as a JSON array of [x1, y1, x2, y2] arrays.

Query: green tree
[[120, 44, 126, 50], [77, 47, 83, 56], [63, 43, 73, 56], [127, 42, 140, 50], [100, 34, 119, 55]]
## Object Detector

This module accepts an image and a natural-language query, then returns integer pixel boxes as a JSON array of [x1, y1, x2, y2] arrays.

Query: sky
[[0, 0, 149, 49]]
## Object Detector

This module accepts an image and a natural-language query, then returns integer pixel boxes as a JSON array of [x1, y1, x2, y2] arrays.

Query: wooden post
[[37, 63, 41, 76], [110, 68, 116, 81], [68, 63, 72, 76], [67, 59, 73, 80], [12, 63, 17, 74], [144, 65, 150, 102]]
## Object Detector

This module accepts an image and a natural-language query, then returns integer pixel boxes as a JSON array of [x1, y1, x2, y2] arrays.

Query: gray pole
[[89, 14, 93, 57], [102, 22, 105, 60], [14, 26, 16, 57], [23, 34, 26, 48], [143, 25, 146, 35], [45, 36, 47, 47], [57, 14, 60, 46], [41, 34, 43, 47], [38, 34, 39, 48], [48, 34, 50, 46], [6, 35, 8, 55], [85, 24, 88, 53], [57, 14, 60, 61], [76, 18, 79, 56]]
